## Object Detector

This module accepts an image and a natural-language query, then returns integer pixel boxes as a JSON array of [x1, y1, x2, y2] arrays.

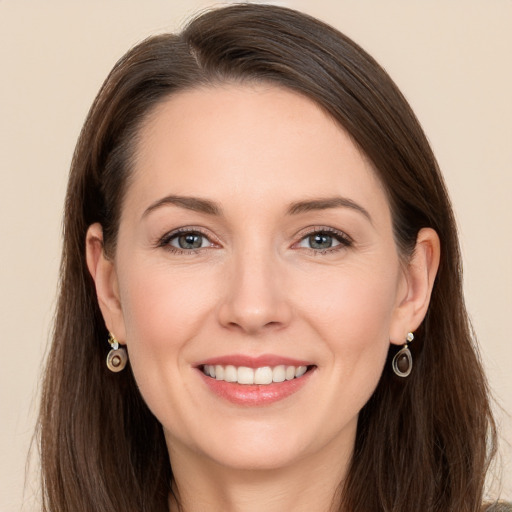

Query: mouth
[[196, 356, 316, 405], [195, 355, 316, 405], [200, 364, 314, 385]]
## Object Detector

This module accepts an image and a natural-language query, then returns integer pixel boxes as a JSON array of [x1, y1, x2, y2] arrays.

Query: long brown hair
[[38, 4, 500, 511]]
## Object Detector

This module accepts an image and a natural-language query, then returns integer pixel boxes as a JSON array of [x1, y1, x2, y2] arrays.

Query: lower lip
[[198, 368, 314, 406]]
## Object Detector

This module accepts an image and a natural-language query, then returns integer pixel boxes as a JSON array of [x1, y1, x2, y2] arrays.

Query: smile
[[201, 364, 309, 385]]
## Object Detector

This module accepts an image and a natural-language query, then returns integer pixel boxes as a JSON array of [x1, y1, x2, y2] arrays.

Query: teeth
[[295, 366, 307, 378], [215, 365, 224, 380], [224, 365, 237, 382], [273, 365, 286, 383], [238, 366, 254, 384], [202, 364, 310, 385], [254, 366, 273, 385]]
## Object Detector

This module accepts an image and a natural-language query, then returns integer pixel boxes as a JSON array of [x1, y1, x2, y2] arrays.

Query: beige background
[[0, 1, 510, 510]]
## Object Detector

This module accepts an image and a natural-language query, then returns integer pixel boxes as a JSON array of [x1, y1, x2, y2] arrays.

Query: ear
[[85, 223, 126, 343], [389, 227, 440, 345]]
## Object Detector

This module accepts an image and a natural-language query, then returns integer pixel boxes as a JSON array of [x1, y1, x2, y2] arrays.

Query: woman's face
[[104, 84, 412, 471]]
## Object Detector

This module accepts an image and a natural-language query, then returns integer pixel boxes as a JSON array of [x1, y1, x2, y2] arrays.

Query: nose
[[217, 246, 292, 335]]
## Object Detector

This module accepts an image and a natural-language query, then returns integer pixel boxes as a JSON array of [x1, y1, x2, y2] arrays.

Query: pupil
[[179, 233, 202, 249], [310, 233, 332, 249]]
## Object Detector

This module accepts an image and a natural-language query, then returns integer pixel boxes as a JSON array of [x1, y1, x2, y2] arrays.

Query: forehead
[[126, 83, 389, 219]]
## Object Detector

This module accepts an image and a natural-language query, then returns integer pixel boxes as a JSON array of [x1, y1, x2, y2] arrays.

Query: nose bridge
[[218, 233, 290, 333]]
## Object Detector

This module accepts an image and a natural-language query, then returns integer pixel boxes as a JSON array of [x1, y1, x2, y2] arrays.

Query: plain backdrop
[[0, 1, 510, 510]]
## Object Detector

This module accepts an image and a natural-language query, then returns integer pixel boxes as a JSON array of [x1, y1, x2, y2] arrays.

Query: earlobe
[[85, 223, 126, 342], [390, 227, 440, 345]]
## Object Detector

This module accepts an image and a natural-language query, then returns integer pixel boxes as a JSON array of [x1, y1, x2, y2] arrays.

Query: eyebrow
[[142, 194, 371, 223], [142, 195, 222, 218], [287, 197, 372, 222]]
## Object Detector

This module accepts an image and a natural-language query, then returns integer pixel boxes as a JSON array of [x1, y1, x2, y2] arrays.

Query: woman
[[38, 4, 508, 511]]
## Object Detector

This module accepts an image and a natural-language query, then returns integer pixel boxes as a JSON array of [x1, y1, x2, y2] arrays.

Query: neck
[[167, 437, 352, 512]]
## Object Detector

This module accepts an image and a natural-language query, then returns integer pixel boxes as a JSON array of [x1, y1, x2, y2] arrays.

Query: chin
[[207, 440, 309, 472], [176, 413, 356, 473]]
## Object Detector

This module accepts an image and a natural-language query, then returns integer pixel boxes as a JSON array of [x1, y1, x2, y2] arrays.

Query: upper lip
[[195, 354, 314, 369]]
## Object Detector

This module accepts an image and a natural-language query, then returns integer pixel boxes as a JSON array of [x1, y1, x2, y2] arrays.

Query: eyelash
[[157, 226, 353, 255], [294, 226, 353, 254], [157, 227, 216, 255]]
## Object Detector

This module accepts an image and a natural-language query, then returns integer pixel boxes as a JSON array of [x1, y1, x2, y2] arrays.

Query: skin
[[86, 84, 440, 512]]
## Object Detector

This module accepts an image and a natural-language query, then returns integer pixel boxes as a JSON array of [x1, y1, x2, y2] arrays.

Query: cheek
[[303, 264, 399, 336], [117, 264, 215, 391], [312, 269, 398, 411], [297, 262, 399, 380], [120, 262, 213, 338]]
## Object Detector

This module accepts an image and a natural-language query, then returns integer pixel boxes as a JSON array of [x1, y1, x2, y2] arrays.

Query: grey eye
[[299, 232, 341, 250], [170, 232, 209, 250]]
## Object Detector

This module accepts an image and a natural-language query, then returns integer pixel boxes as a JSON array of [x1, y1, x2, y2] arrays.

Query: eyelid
[[292, 226, 353, 251], [155, 225, 352, 255], [157, 226, 220, 253]]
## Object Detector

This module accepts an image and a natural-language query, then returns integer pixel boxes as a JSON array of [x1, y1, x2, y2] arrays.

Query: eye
[[173, 232, 208, 249], [158, 229, 215, 253], [300, 232, 339, 250], [296, 229, 352, 252]]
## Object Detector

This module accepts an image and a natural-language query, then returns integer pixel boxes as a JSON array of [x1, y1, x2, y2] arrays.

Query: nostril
[[216, 269, 293, 333]]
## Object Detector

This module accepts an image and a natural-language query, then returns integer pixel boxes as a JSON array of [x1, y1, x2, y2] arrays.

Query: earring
[[106, 332, 128, 372], [392, 332, 414, 378]]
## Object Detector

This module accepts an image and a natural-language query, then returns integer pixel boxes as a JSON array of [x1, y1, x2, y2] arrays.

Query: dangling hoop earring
[[392, 332, 414, 378], [106, 332, 128, 372]]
